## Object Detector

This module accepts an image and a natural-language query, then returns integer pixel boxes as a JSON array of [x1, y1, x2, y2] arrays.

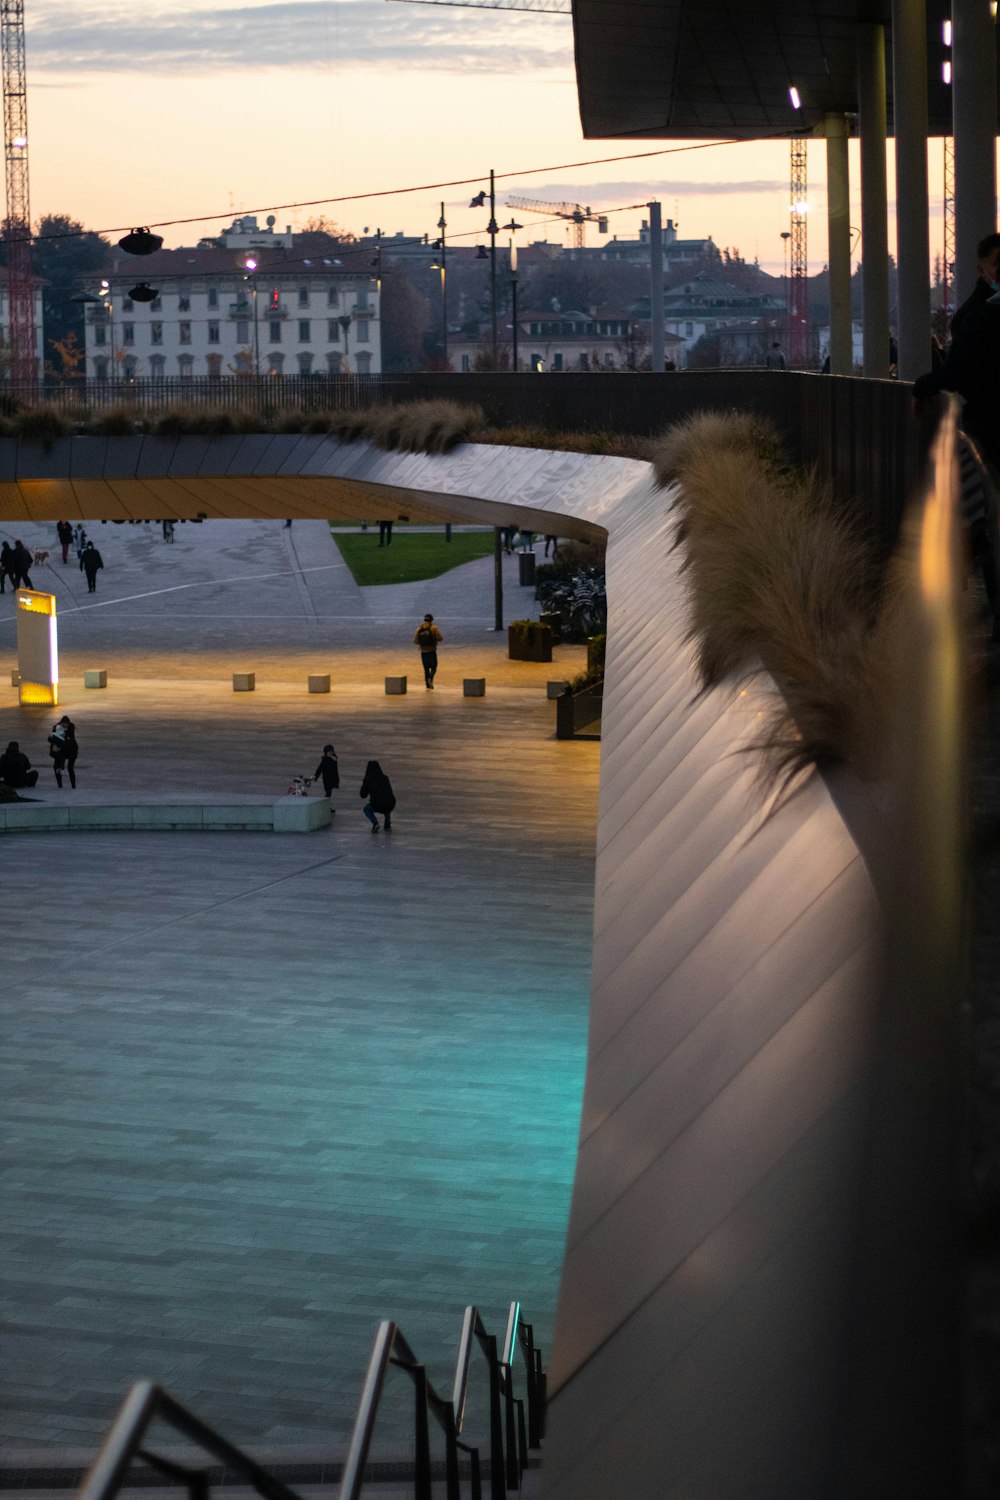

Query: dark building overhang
[[571, 0, 966, 140]]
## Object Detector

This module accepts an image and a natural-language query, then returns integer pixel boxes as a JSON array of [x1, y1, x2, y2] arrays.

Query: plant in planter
[[508, 618, 554, 662]]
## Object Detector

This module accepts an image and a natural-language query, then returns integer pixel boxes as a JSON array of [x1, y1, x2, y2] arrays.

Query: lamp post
[[470, 170, 499, 366], [780, 231, 791, 354], [434, 203, 448, 367], [99, 280, 116, 382], [339, 313, 352, 372], [243, 257, 260, 376], [500, 220, 522, 371]]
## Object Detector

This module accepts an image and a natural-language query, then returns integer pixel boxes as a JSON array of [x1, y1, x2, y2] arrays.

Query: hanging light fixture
[[118, 227, 164, 257], [128, 282, 158, 303]]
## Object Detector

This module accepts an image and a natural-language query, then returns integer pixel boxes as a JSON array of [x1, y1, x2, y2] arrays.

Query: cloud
[[27, 0, 572, 75]]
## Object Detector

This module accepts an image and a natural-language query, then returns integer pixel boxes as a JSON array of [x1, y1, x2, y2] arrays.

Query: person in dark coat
[[0, 540, 12, 593], [913, 231, 1000, 471], [360, 760, 395, 831], [80, 541, 104, 593], [11, 539, 33, 589], [48, 716, 78, 788], [0, 741, 38, 787], [314, 743, 340, 798], [378, 519, 393, 546], [56, 520, 73, 564]]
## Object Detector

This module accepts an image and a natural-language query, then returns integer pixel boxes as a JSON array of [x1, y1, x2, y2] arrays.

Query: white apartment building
[[84, 218, 381, 381]]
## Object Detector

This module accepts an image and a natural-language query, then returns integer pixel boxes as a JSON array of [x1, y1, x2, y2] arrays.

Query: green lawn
[[335, 530, 495, 586]]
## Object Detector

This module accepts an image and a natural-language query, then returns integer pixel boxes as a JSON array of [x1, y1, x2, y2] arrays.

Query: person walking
[[57, 520, 73, 564], [11, 539, 33, 590], [48, 716, 78, 788], [360, 760, 395, 832], [314, 743, 340, 799], [162, 520, 175, 542], [378, 519, 393, 546], [74, 525, 87, 563], [765, 341, 787, 370], [80, 541, 104, 593], [413, 612, 443, 689], [0, 540, 12, 593], [0, 741, 38, 788], [544, 534, 557, 558]]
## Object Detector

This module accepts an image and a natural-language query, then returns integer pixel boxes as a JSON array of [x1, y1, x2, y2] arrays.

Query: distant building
[[83, 217, 381, 381], [596, 218, 715, 272], [447, 306, 685, 372], [655, 273, 785, 360]]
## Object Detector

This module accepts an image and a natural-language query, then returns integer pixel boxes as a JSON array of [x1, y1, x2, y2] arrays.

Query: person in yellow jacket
[[413, 613, 443, 688]]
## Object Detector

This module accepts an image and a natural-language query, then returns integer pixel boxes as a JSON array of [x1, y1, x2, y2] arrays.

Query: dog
[[32, 548, 49, 567]]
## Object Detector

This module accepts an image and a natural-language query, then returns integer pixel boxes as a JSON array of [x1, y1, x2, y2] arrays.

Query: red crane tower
[[1, 0, 35, 388], [788, 136, 809, 368]]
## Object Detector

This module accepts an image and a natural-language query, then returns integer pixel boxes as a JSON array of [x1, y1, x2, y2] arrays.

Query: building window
[[93, 357, 109, 379], [122, 297, 134, 313], [268, 353, 285, 375], [326, 352, 343, 373], [122, 323, 135, 345], [297, 352, 314, 374], [150, 322, 163, 345], [327, 286, 339, 306], [150, 354, 166, 376], [208, 287, 218, 308], [123, 355, 138, 378], [461, 354, 470, 372], [355, 352, 372, 373], [552, 351, 563, 371], [355, 319, 369, 343], [179, 322, 191, 344], [578, 352, 589, 370], [298, 320, 311, 342], [177, 354, 194, 377], [151, 295, 162, 311], [179, 292, 191, 311], [94, 325, 106, 346], [236, 320, 249, 343], [685, 321, 694, 336], [269, 321, 282, 343], [327, 319, 339, 342], [208, 322, 220, 344], [356, 289, 370, 312], [298, 286, 309, 306], [603, 351, 614, 369], [207, 353, 223, 380]]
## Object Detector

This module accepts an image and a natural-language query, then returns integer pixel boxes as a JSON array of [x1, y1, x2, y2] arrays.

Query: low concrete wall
[[0, 798, 331, 834]]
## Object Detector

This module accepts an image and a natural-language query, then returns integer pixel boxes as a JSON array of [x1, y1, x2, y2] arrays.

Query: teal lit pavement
[[0, 520, 598, 1455]]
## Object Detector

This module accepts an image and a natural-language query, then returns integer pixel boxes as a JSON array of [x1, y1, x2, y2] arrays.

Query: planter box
[[556, 683, 603, 741], [508, 624, 553, 663]]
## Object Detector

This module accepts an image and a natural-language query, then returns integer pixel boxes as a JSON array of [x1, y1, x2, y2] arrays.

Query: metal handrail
[[77, 1381, 306, 1500], [340, 1302, 543, 1500]]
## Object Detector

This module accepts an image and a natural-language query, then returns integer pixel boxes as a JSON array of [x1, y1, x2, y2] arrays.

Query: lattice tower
[[942, 134, 955, 327], [788, 137, 809, 367], [0, 0, 34, 386]]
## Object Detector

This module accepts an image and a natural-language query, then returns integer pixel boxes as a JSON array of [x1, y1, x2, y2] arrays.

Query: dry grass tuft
[[325, 400, 483, 454], [663, 409, 895, 785]]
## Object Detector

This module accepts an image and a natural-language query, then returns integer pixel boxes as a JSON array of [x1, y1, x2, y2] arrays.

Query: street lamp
[[470, 170, 498, 366], [242, 257, 260, 376], [500, 219, 522, 371], [338, 313, 352, 372], [433, 202, 448, 367]]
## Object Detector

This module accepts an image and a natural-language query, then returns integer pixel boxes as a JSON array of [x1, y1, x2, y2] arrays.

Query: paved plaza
[[0, 520, 599, 1461]]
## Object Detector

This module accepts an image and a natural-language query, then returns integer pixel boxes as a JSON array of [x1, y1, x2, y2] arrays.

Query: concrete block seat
[[0, 792, 332, 835], [463, 678, 486, 697], [84, 669, 107, 689]]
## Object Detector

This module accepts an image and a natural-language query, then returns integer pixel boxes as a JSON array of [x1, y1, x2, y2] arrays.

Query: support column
[[892, 0, 932, 379], [494, 526, 503, 631], [953, 0, 998, 298], [826, 114, 853, 374], [648, 201, 665, 372], [858, 23, 891, 377]]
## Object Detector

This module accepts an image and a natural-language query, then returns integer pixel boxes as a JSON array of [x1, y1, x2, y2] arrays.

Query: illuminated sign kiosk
[[15, 588, 58, 706]]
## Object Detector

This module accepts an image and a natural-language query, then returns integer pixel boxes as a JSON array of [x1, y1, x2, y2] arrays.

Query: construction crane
[[386, 0, 569, 12], [788, 137, 809, 368], [506, 197, 608, 249], [0, 0, 35, 387]]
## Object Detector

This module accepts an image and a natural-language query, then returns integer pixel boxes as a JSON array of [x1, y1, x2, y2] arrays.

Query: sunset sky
[[24, 0, 949, 274]]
